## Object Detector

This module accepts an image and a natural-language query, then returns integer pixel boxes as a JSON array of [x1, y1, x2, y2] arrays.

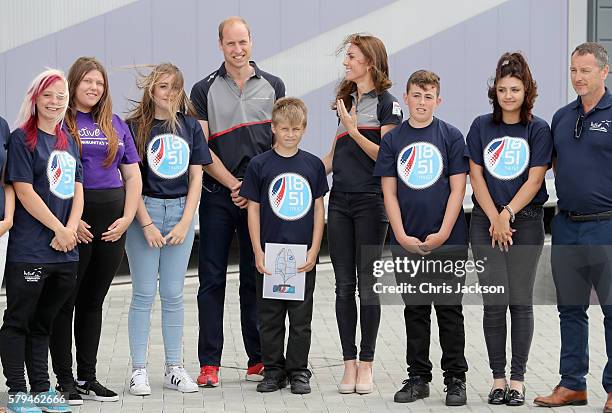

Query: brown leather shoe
[[605, 392, 612, 413], [533, 385, 587, 407]]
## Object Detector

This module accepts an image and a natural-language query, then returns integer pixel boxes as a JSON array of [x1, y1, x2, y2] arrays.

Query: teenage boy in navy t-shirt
[[374, 70, 469, 406], [240, 97, 328, 395]]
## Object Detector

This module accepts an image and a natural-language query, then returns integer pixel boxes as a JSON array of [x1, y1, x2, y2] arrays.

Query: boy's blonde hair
[[272, 97, 308, 128]]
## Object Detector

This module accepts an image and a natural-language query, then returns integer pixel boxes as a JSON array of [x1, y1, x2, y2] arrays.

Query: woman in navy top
[[0, 69, 83, 412], [125, 63, 212, 396], [0, 115, 15, 293], [49, 57, 142, 405], [321, 34, 402, 394], [467, 52, 552, 406]]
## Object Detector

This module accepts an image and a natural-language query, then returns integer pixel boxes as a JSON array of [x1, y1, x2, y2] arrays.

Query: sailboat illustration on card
[[264, 243, 307, 301]]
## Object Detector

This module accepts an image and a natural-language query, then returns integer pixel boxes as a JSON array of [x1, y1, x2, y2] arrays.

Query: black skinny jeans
[[50, 188, 126, 384], [0, 261, 78, 393], [469, 205, 544, 382], [328, 191, 388, 362]]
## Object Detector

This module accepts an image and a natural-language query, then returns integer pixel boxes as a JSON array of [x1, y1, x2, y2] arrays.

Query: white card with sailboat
[[263, 243, 307, 301]]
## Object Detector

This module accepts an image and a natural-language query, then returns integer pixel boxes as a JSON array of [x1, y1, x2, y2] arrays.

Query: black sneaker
[[290, 372, 311, 394], [56, 382, 83, 406], [256, 374, 287, 393], [444, 378, 467, 406], [394, 376, 430, 403], [76, 380, 119, 402]]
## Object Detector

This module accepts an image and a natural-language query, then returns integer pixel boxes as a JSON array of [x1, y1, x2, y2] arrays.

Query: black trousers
[[0, 261, 78, 393], [328, 191, 387, 362], [393, 246, 469, 383], [255, 268, 316, 377], [470, 205, 544, 381], [50, 188, 126, 384]]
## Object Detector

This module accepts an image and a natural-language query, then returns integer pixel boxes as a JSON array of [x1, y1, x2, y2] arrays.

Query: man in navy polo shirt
[[534, 42, 612, 411], [190, 16, 285, 388]]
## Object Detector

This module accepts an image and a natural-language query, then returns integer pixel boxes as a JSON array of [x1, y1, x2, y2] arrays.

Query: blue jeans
[[551, 212, 612, 392], [125, 196, 195, 368]]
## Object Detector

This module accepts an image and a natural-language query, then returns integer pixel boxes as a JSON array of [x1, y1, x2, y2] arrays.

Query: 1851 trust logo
[[484, 136, 529, 180], [268, 173, 312, 221], [47, 150, 77, 199], [397, 142, 443, 189], [147, 134, 190, 179]]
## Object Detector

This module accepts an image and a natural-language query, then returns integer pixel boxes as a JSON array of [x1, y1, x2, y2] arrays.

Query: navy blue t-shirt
[[128, 114, 212, 199], [466, 114, 552, 207], [240, 149, 329, 249], [7, 128, 83, 263], [374, 118, 469, 245], [0, 116, 9, 219], [553, 89, 612, 214]]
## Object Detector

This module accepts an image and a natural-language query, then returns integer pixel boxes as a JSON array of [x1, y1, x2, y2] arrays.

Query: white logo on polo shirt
[[589, 120, 612, 132]]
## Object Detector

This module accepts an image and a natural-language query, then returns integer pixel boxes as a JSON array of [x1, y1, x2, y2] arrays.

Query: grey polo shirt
[[332, 89, 402, 192], [190, 61, 285, 178]]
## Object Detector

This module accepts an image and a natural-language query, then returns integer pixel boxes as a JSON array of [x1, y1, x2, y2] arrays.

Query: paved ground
[[0, 253, 610, 412]]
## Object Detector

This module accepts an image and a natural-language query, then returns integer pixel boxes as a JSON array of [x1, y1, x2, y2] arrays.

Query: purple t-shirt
[[76, 111, 140, 189]]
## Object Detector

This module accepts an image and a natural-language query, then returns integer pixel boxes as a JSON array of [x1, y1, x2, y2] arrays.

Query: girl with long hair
[[0, 69, 83, 413], [49, 57, 142, 405], [321, 33, 402, 394], [125, 63, 212, 396], [467, 52, 552, 406]]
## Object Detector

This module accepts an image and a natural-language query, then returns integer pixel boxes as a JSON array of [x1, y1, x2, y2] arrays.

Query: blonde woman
[[125, 63, 212, 395]]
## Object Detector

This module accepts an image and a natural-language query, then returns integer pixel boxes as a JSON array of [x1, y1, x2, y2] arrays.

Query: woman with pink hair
[[0, 69, 83, 413]]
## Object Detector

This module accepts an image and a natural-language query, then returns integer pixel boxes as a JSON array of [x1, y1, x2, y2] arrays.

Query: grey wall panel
[[239, 0, 282, 61], [56, 16, 106, 75], [194, 0, 239, 82], [496, 0, 531, 56], [104, 0, 153, 117], [464, 6, 499, 127], [300, 81, 338, 157], [151, 0, 198, 90], [387, 37, 433, 114], [4, 36, 57, 125], [0, 53, 6, 117], [431, 22, 467, 131], [280, 1, 321, 50], [0, 0, 570, 152], [529, 0, 567, 123]]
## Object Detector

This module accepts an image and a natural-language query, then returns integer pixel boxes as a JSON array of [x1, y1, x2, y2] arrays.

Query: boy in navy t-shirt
[[240, 98, 328, 395], [374, 71, 469, 406]]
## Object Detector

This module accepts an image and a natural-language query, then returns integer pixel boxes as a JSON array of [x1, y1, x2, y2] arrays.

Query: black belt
[[566, 210, 612, 222]]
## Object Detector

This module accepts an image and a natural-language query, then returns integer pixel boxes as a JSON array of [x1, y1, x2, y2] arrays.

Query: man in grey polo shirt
[[190, 16, 285, 388]]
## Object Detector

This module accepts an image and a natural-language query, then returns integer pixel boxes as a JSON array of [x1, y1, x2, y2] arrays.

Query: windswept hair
[[333, 33, 392, 112], [272, 97, 308, 128], [66, 57, 118, 167], [488, 52, 537, 124], [16, 68, 69, 151], [126, 63, 196, 158]]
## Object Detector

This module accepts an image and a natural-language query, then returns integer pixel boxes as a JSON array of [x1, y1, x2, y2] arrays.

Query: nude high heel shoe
[[355, 365, 373, 394]]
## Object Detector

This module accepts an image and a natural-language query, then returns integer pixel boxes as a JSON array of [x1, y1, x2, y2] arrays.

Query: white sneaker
[[130, 368, 151, 396], [164, 366, 199, 393]]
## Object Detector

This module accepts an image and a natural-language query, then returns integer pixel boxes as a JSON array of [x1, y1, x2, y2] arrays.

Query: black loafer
[[256, 374, 287, 392], [507, 385, 526, 407], [488, 385, 508, 405], [290, 372, 312, 394]]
